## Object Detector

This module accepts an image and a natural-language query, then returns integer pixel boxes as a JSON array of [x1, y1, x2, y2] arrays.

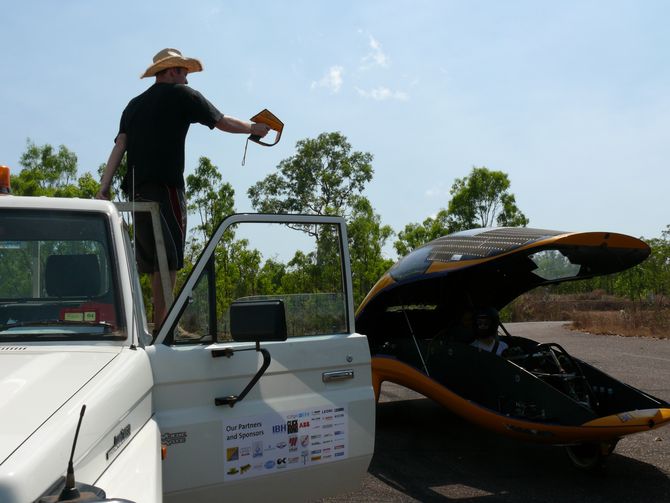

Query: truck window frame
[[153, 214, 354, 346]]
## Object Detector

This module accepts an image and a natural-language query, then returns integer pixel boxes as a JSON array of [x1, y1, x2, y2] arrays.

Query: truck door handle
[[322, 370, 354, 383]]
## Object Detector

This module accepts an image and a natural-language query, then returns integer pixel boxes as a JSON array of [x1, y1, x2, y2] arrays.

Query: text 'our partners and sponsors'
[[222, 405, 348, 480]]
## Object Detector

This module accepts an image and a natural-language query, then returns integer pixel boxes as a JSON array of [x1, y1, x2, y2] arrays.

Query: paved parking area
[[322, 322, 670, 502]]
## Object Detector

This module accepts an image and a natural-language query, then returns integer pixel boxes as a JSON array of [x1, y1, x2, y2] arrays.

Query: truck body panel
[[0, 196, 375, 502]]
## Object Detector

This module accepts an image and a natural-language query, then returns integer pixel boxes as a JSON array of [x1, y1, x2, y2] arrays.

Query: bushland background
[[7, 135, 669, 338]]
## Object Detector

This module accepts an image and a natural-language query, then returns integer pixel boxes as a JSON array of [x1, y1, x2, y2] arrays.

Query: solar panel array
[[426, 228, 564, 263]]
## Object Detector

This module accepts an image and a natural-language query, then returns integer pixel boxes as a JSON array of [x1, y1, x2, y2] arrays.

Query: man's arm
[[96, 133, 127, 200], [215, 116, 270, 137]]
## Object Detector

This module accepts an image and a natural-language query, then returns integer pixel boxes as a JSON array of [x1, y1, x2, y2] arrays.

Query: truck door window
[[0, 210, 123, 341], [173, 221, 348, 343]]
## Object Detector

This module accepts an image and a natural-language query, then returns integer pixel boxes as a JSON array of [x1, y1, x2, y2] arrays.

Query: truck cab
[[0, 196, 375, 502]]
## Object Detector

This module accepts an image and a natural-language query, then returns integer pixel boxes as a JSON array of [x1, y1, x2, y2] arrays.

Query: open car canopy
[[356, 227, 650, 335]]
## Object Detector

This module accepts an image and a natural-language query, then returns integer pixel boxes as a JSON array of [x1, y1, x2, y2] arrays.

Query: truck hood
[[0, 349, 118, 464]]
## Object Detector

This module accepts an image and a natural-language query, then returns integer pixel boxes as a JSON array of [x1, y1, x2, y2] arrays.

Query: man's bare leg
[[152, 270, 176, 328]]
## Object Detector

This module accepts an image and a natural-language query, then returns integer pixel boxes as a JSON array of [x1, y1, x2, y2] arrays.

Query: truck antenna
[[58, 404, 86, 500], [38, 404, 116, 502]]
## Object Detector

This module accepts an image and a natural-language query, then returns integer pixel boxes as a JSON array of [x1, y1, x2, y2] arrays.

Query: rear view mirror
[[230, 299, 287, 343], [213, 300, 287, 408]]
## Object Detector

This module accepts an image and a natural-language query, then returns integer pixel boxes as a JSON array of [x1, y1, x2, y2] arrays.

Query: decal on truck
[[106, 424, 131, 460], [222, 405, 349, 480], [161, 431, 188, 446]]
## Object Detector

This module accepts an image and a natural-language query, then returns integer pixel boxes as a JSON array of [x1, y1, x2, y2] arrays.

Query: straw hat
[[141, 48, 203, 78]]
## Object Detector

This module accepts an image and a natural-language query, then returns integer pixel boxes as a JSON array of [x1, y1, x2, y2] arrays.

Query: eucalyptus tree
[[394, 166, 529, 256]]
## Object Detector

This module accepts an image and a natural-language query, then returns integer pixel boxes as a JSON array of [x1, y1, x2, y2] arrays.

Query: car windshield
[[528, 249, 581, 281], [0, 209, 124, 341]]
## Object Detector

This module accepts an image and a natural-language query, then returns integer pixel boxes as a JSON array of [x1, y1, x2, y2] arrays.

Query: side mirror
[[230, 299, 287, 342], [212, 299, 287, 407]]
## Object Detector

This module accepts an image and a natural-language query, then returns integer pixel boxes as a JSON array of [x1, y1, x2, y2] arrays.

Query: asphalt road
[[323, 322, 670, 502]]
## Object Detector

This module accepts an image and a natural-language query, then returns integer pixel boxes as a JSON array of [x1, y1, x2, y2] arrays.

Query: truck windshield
[[0, 209, 124, 341]]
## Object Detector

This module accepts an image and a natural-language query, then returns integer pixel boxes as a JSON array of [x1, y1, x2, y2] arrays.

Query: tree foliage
[[248, 132, 391, 306], [554, 226, 670, 301], [348, 197, 394, 302], [11, 139, 91, 197], [180, 157, 238, 293], [394, 166, 528, 256], [14, 136, 667, 326], [447, 166, 529, 231], [248, 132, 373, 221], [394, 209, 449, 257], [186, 157, 235, 243]]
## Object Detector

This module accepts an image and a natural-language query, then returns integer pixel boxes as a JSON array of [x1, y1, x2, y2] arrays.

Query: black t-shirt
[[118, 83, 224, 192]]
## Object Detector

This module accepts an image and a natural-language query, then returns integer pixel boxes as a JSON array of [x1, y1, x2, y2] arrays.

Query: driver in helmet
[[470, 307, 508, 356]]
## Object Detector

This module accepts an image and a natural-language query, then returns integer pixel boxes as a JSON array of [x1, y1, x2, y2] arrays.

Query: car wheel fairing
[[565, 441, 617, 471]]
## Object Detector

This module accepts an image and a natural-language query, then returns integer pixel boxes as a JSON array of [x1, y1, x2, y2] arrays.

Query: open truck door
[[147, 214, 375, 502]]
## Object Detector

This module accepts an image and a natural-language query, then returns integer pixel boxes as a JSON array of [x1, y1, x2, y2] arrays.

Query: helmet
[[474, 307, 499, 339]]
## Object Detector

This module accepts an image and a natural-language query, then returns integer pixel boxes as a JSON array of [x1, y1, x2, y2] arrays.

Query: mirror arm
[[213, 346, 271, 407]]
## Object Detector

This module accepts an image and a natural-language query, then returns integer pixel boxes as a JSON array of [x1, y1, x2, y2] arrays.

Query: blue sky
[[2, 1, 669, 259]]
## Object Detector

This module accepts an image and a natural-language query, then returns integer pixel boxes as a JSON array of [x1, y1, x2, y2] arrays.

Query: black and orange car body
[[356, 227, 670, 467]]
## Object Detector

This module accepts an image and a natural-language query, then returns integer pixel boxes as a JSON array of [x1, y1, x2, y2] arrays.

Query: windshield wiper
[[0, 319, 114, 333]]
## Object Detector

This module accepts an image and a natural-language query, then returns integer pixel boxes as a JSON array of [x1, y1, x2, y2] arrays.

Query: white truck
[[0, 195, 376, 502]]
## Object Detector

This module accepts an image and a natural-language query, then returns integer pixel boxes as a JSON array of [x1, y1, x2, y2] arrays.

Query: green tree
[[555, 226, 670, 300], [11, 139, 95, 197], [394, 209, 449, 257], [394, 166, 528, 256], [248, 132, 391, 303], [348, 197, 394, 305], [281, 251, 320, 294], [248, 132, 373, 225], [18, 139, 77, 189], [77, 172, 101, 199], [186, 157, 235, 243], [179, 157, 237, 296], [447, 166, 528, 231], [227, 239, 263, 300], [256, 258, 287, 295]]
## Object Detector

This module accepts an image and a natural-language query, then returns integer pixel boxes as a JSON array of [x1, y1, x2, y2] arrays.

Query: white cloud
[[425, 184, 448, 198], [361, 35, 390, 69], [311, 66, 344, 93], [356, 86, 408, 101]]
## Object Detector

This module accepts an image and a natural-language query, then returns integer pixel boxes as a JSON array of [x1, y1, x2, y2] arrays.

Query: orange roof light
[[0, 165, 11, 194]]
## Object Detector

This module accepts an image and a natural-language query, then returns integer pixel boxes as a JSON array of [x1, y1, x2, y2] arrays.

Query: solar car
[[356, 227, 670, 469]]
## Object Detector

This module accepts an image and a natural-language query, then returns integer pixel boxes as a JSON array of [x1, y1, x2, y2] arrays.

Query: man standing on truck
[[97, 48, 270, 329]]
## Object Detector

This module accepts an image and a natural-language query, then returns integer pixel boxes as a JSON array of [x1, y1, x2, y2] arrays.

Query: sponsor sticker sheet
[[222, 405, 348, 480]]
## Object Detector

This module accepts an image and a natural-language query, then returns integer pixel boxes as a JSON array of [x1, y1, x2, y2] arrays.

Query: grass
[[505, 289, 670, 339]]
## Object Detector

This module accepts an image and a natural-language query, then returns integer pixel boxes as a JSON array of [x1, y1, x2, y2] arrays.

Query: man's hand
[[96, 134, 127, 200], [250, 122, 271, 138], [216, 116, 271, 136], [95, 185, 112, 200]]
